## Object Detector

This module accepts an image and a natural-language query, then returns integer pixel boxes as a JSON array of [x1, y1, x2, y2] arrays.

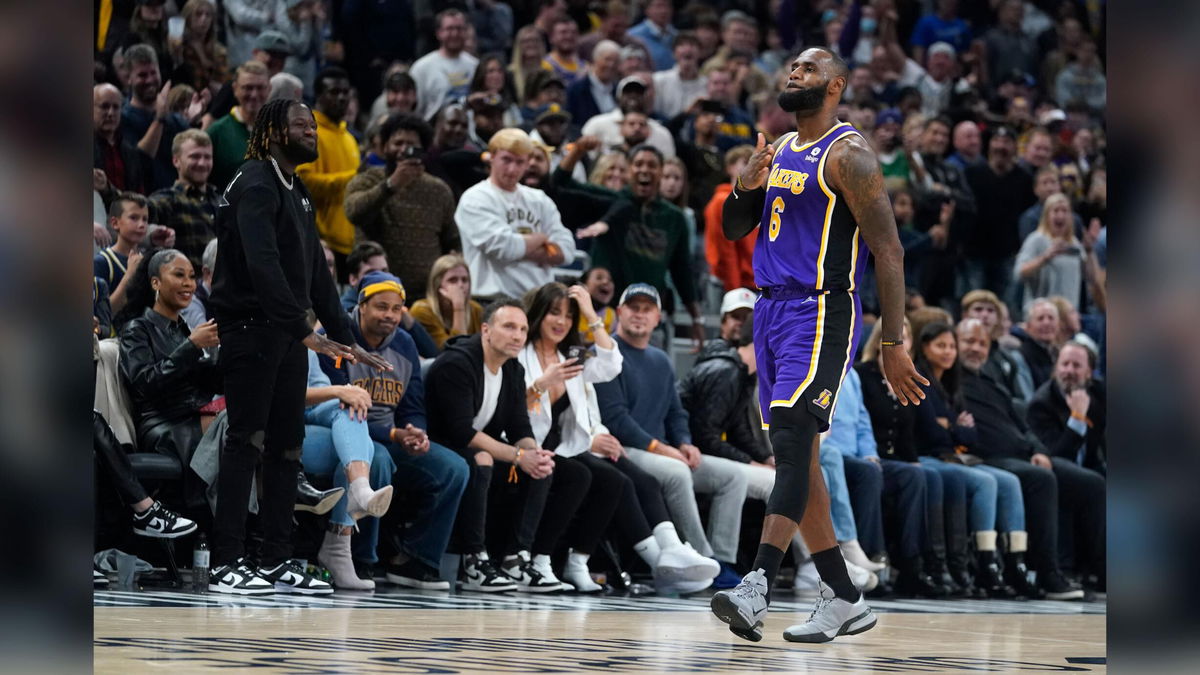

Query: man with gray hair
[[566, 39, 622, 123], [269, 72, 305, 102]]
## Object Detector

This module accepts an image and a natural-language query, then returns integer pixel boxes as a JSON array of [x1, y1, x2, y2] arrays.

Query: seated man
[[340, 241, 438, 358], [957, 319, 1104, 596], [423, 299, 560, 592], [319, 272, 470, 589], [1027, 341, 1106, 475], [596, 284, 744, 587]]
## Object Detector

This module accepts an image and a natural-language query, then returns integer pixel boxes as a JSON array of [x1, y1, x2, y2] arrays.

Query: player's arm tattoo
[[830, 137, 907, 342]]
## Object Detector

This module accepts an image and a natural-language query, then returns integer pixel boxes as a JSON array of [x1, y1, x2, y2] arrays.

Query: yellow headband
[[359, 280, 406, 304]]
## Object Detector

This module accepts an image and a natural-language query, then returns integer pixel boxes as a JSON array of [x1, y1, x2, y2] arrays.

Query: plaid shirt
[[147, 181, 219, 263]]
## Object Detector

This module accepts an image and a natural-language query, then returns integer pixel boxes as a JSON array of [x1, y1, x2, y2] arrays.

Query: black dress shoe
[[295, 471, 345, 514]]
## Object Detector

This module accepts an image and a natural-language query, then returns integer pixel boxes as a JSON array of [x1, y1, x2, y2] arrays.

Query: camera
[[567, 345, 593, 364], [401, 146, 423, 160]]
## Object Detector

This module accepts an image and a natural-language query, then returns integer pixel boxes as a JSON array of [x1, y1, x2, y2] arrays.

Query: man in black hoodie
[[424, 298, 557, 592]]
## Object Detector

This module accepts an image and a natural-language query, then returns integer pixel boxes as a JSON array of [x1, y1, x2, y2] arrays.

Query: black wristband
[[880, 339, 904, 347]]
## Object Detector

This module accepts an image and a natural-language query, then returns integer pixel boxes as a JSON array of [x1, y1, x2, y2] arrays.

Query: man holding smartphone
[[345, 113, 460, 301]]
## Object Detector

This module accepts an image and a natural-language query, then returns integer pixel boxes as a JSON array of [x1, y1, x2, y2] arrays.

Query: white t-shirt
[[455, 179, 577, 298], [653, 67, 707, 120], [410, 50, 479, 121], [473, 363, 504, 431], [579, 110, 677, 160]]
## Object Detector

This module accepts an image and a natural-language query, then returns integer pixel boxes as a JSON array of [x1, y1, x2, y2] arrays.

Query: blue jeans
[[841, 456, 884, 553], [372, 440, 469, 569], [879, 460, 926, 559], [301, 400, 394, 531], [918, 457, 997, 532], [973, 463, 1026, 532], [820, 446, 856, 541]]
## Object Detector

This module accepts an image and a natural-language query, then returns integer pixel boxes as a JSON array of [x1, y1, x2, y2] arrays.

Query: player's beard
[[778, 82, 828, 113]]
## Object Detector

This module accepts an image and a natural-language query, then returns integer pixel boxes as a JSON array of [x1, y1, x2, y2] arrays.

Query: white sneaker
[[460, 553, 517, 593], [845, 559, 879, 593], [655, 542, 719, 582], [840, 540, 886, 573], [502, 552, 565, 593], [710, 568, 769, 642], [792, 561, 821, 597], [259, 560, 335, 595], [208, 558, 274, 595], [782, 582, 877, 643]]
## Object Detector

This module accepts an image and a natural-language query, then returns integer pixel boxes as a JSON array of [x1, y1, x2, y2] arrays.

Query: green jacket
[[207, 111, 250, 190], [552, 168, 695, 312]]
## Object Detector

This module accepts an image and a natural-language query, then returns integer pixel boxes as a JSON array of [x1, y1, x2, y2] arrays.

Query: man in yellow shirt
[[298, 66, 360, 280]]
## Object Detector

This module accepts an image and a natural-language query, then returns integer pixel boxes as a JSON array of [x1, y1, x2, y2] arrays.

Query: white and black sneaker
[[460, 553, 517, 592], [782, 582, 877, 643], [131, 501, 198, 538], [209, 558, 274, 595], [710, 568, 769, 642], [94, 567, 109, 588], [502, 551, 567, 593], [259, 560, 335, 595]]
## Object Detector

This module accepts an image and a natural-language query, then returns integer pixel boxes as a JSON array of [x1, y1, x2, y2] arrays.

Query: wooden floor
[[94, 588, 1106, 673]]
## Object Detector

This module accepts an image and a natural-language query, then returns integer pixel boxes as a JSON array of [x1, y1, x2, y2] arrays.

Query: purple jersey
[[754, 123, 871, 292]]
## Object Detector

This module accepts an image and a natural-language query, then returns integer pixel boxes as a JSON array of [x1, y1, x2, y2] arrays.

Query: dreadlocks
[[244, 98, 305, 161]]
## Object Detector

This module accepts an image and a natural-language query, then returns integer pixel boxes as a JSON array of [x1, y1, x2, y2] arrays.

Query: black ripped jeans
[[212, 321, 308, 568]]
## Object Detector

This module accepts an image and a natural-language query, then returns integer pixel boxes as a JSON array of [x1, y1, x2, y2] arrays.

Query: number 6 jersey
[[754, 122, 871, 293]]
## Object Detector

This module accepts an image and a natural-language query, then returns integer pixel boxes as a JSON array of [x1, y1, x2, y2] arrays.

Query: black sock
[[752, 543, 786, 602], [812, 545, 859, 602]]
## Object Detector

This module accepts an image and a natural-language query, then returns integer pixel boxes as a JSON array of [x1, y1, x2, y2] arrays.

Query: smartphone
[[401, 146, 423, 160], [567, 345, 593, 364]]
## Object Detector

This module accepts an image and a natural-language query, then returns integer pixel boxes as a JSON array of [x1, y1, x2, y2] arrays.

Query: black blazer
[[425, 334, 534, 453], [1027, 379, 1107, 474]]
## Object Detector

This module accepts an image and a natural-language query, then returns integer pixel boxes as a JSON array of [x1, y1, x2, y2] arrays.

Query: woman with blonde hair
[[409, 254, 485, 350], [1015, 192, 1101, 313], [511, 25, 549, 105], [170, 0, 229, 95], [588, 152, 628, 191]]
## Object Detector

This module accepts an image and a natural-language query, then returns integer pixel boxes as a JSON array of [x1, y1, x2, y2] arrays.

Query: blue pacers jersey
[[753, 122, 871, 292]]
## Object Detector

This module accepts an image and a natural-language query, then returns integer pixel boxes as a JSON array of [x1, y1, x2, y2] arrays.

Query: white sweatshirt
[[454, 179, 577, 299]]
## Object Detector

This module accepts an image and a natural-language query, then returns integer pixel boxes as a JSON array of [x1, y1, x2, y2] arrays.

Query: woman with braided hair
[[206, 98, 392, 595]]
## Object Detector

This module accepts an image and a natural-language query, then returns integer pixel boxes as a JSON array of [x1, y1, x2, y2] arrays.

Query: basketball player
[[709, 48, 929, 642]]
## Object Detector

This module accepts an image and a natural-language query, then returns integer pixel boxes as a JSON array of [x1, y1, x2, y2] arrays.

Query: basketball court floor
[[94, 586, 1106, 673]]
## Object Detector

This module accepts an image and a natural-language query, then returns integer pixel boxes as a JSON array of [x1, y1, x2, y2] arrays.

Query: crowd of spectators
[[93, 0, 1105, 599]]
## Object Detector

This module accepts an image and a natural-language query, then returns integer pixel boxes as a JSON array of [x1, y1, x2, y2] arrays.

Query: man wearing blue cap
[[319, 271, 470, 589]]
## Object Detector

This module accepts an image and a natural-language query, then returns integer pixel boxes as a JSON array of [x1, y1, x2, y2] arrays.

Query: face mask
[[860, 18, 878, 35]]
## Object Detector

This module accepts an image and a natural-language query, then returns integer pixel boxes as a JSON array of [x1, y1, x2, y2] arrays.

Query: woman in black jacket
[[117, 248, 222, 464]]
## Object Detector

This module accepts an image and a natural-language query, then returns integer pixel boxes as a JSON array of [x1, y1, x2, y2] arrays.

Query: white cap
[[720, 288, 757, 316], [928, 41, 956, 59]]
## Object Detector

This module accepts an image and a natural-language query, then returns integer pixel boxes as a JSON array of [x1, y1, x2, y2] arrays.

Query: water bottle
[[192, 534, 210, 593]]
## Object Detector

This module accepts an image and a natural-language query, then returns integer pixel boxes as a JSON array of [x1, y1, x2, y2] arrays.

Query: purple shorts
[[755, 290, 862, 431]]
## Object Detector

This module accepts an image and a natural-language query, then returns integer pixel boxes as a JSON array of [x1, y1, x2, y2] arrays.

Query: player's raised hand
[[880, 343, 929, 406], [738, 133, 774, 190]]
